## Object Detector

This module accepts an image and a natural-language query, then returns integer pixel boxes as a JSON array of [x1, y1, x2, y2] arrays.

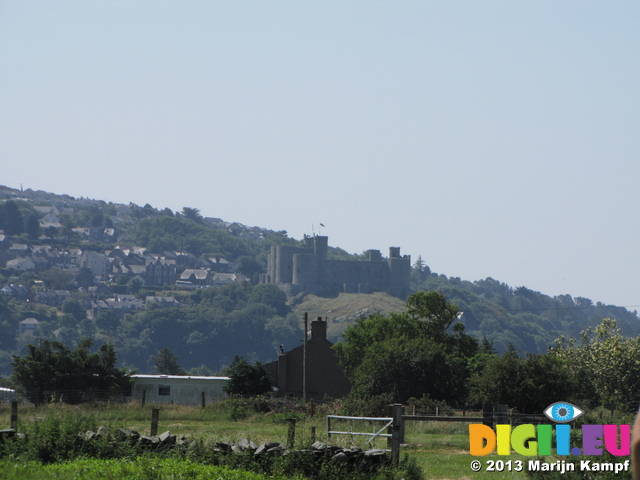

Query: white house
[[0, 386, 16, 402], [18, 318, 40, 336], [130, 374, 230, 405]]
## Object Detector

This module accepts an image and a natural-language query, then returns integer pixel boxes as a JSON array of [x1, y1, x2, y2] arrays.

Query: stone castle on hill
[[260, 235, 411, 298]]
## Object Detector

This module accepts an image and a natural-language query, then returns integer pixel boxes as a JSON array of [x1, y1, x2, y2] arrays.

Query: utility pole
[[303, 312, 308, 402]]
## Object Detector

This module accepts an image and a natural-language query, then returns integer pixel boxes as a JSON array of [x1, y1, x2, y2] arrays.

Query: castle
[[261, 235, 411, 298]]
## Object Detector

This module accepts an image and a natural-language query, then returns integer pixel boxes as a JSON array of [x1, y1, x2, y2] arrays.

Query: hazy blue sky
[[1, 1, 638, 308]]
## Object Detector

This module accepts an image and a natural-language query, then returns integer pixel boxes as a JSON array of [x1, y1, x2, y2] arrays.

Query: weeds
[[0, 400, 424, 480]]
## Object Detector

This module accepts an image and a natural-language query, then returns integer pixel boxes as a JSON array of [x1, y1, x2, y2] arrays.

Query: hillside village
[[2, 184, 640, 377], [0, 187, 263, 335]]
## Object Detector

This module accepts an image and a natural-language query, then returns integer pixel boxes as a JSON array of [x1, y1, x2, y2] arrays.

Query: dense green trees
[[0, 200, 25, 235], [102, 281, 299, 373], [334, 292, 478, 405], [11, 339, 131, 405], [152, 348, 186, 375], [412, 272, 640, 354], [223, 356, 272, 396], [127, 215, 259, 259], [550, 318, 640, 410], [335, 290, 640, 414], [468, 345, 576, 412]]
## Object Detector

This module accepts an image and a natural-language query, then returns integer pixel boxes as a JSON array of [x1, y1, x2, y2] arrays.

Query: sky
[[1, 1, 639, 309]]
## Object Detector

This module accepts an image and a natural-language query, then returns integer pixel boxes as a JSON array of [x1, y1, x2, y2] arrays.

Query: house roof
[[132, 374, 230, 381], [20, 318, 40, 324], [180, 269, 209, 280], [145, 296, 180, 305]]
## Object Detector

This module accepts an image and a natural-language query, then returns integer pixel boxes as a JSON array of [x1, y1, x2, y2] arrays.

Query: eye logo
[[543, 402, 584, 423]]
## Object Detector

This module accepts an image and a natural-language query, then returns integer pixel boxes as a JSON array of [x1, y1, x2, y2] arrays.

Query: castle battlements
[[260, 235, 411, 298]]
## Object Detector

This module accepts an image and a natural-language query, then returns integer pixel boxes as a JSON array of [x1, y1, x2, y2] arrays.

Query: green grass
[[404, 420, 529, 480], [0, 457, 301, 480], [0, 401, 536, 479]]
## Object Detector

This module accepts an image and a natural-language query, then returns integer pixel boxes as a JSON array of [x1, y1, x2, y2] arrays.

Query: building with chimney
[[265, 317, 351, 401]]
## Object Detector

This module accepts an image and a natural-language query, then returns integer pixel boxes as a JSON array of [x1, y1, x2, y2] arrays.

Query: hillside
[[290, 292, 407, 342], [0, 184, 639, 377]]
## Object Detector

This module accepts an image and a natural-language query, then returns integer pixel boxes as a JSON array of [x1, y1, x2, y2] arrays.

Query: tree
[[75, 266, 94, 289], [468, 345, 576, 412], [43, 267, 74, 290], [152, 348, 186, 375], [0, 200, 24, 235], [248, 283, 289, 316], [11, 339, 131, 405], [235, 255, 264, 276], [550, 318, 640, 410], [181, 207, 203, 223], [96, 309, 121, 332], [62, 298, 87, 322], [406, 290, 460, 337], [25, 214, 40, 239], [334, 291, 478, 405], [127, 277, 142, 295], [223, 356, 272, 396]]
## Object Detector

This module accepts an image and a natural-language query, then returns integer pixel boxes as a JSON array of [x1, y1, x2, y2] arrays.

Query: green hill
[[291, 292, 407, 342], [1, 183, 639, 377]]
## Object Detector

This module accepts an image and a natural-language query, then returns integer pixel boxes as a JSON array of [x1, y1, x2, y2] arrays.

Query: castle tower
[[388, 247, 411, 298], [275, 245, 298, 284], [313, 235, 328, 260], [292, 253, 318, 290]]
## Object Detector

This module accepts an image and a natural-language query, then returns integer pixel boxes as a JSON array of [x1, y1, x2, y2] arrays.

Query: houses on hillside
[[1, 238, 243, 291]]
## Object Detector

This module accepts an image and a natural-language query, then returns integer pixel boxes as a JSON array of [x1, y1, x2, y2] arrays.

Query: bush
[[339, 393, 394, 417], [406, 394, 453, 416]]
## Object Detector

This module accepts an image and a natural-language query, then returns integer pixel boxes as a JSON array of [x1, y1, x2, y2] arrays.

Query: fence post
[[287, 418, 296, 448], [151, 408, 159, 436], [10, 400, 18, 430], [391, 403, 403, 465], [496, 404, 508, 425], [201, 391, 205, 409], [482, 403, 493, 428], [141, 389, 146, 407], [311, 426, 316, 444], [327, 416, 331, 440]]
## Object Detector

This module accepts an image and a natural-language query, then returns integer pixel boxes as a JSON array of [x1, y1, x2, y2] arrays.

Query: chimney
[[310, 317, 326, 341]]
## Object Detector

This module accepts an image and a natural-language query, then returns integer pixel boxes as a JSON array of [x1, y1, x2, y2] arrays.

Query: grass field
[[0, 401, 531, 480]]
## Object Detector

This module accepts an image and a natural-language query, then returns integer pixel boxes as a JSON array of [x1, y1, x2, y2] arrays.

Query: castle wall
[[317, 259, 389, 293], [264, 235, 411, 299]]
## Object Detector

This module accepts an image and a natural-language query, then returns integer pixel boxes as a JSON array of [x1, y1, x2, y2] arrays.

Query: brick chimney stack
[[310, 317, 326, 341]]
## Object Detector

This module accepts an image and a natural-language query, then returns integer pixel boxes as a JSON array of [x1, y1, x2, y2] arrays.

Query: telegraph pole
[[303, 312, 308, 402]]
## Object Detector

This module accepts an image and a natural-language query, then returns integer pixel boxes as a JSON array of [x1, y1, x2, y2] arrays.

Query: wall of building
[[265, 318, 351, 400], [131, 375, 229, 405]]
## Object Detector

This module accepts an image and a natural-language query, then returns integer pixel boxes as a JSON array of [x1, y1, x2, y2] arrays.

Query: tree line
[[8, 290, 640, 413], [334, 291, 640, 414]]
